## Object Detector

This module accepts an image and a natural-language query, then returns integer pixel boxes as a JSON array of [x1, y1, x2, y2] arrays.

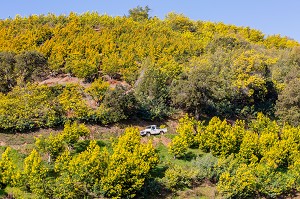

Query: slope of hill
[[0, 11, 300, 132], [1, 8, 300, 198]]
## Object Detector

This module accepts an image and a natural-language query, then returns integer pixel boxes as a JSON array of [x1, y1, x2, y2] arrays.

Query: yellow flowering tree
[[0, 147, 20, 189], [102, 127, 159, 198], [23, 149, 49, 196], [53, 141, 109, 198]]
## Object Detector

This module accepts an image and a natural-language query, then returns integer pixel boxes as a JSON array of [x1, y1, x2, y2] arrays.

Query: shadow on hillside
[[136, 165, 173, 199], [181, 151, 197, 161], [117, 116, 175, 130]]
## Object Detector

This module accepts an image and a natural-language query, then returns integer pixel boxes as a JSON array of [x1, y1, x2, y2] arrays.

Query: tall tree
[[276, 78, 300, 126], [170, 58, 217, 119], [0, 52, 16, 92], [102, 127, 158, 198], [128, 6, 150, 21], [134, 59, 170, 120], [15, 51, 48, 85]]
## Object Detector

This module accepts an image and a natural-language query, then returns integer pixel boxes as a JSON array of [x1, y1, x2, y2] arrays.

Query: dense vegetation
[[3, 114, 300, 198], [0, 123, 158, 198], [167, 114, 300, 198], [1, 6, 300, 198], [0, 8, 300, 131]]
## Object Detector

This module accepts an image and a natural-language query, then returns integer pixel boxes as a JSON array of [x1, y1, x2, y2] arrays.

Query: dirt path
[[141, 136, 172, 147], [0, 118, 179, 150]]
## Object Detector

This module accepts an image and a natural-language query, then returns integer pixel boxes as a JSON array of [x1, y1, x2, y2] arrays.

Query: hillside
[[0, 10, 300, 132], [1, 8, 300, 198]]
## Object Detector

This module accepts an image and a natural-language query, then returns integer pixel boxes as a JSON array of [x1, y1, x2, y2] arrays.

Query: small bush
[[162, 165, 198, 191], [192, 153, 219, 182]]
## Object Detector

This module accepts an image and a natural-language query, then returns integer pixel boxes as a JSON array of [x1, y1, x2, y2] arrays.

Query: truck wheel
[[147, 132, 151, 137], [160, 131, 164, 135]]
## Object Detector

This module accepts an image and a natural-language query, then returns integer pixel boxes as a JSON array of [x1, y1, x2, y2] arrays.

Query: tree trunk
[[195, 107, 200, 120]]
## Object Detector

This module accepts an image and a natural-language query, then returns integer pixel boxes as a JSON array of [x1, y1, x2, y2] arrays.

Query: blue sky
[[1, 0, 300, 42]]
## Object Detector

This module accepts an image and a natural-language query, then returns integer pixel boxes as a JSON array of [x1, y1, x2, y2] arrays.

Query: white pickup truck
[[140, 125, 167, 136]]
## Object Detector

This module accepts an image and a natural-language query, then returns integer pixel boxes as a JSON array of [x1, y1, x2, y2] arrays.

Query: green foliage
[[134, 59, 171, 120], [4, 114, 300, 198], [0, 11, 298, 128], [1, 10, 300, 198], [264, 34, 299, 49], [35, 133, 65, 162], [198, 117, 245, 156], [15, 51, 48, 85], [65, 50, 100, 81], [168, 114, 200, 158], [276, 78, 300, 126], [101, 84, 137, 123], [168, 135, 189, 159], [167, 114, 300, 197], [192, 153, 219, 182], [0, 12, 297, 89], [102, 127, 159, 198], [170, 58, 217, 118], [218, 162, 296, 199], [0, 83, 62, 131], [61, 121, 90, 145], [255, 164, 295, 198], [3, 187, 36, 199], [176, 114, 198, 147], [218, 163, 257, 198], [0, 81, 136, 131], [237, 131, 260, 163], [165, 13, 196, 32], [0, 51, 16, 93], [1, 126, 159, 198], [35, 121, 90, 162], [23, 149, 49, 196], [216, 114, 300, 198], [85, 78, 109, 104], [0, 147, 19, 189], [232, 50, 276, 97], [128, 6, 150, 21], [58, 84, 90, 120], [169, 114, 245, 159], [163, 165, 198, 191], [0, 50, 48, 93], [53, 141, 109, 198]]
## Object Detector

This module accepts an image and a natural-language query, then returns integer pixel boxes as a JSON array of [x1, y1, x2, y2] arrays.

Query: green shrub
[[0, 147, 20, 189], [168, 135, 189, 158], [192, 153, 218, 182], [85, 78, 109, 104], [218, 163, 257, 199], [0, 83, 63, 131], [198, 117, 245, 157], [163, 165, 198, 191], [255, 164, 295, 198], [58, 84, 90, 120], [101, 127, 159, 198]]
